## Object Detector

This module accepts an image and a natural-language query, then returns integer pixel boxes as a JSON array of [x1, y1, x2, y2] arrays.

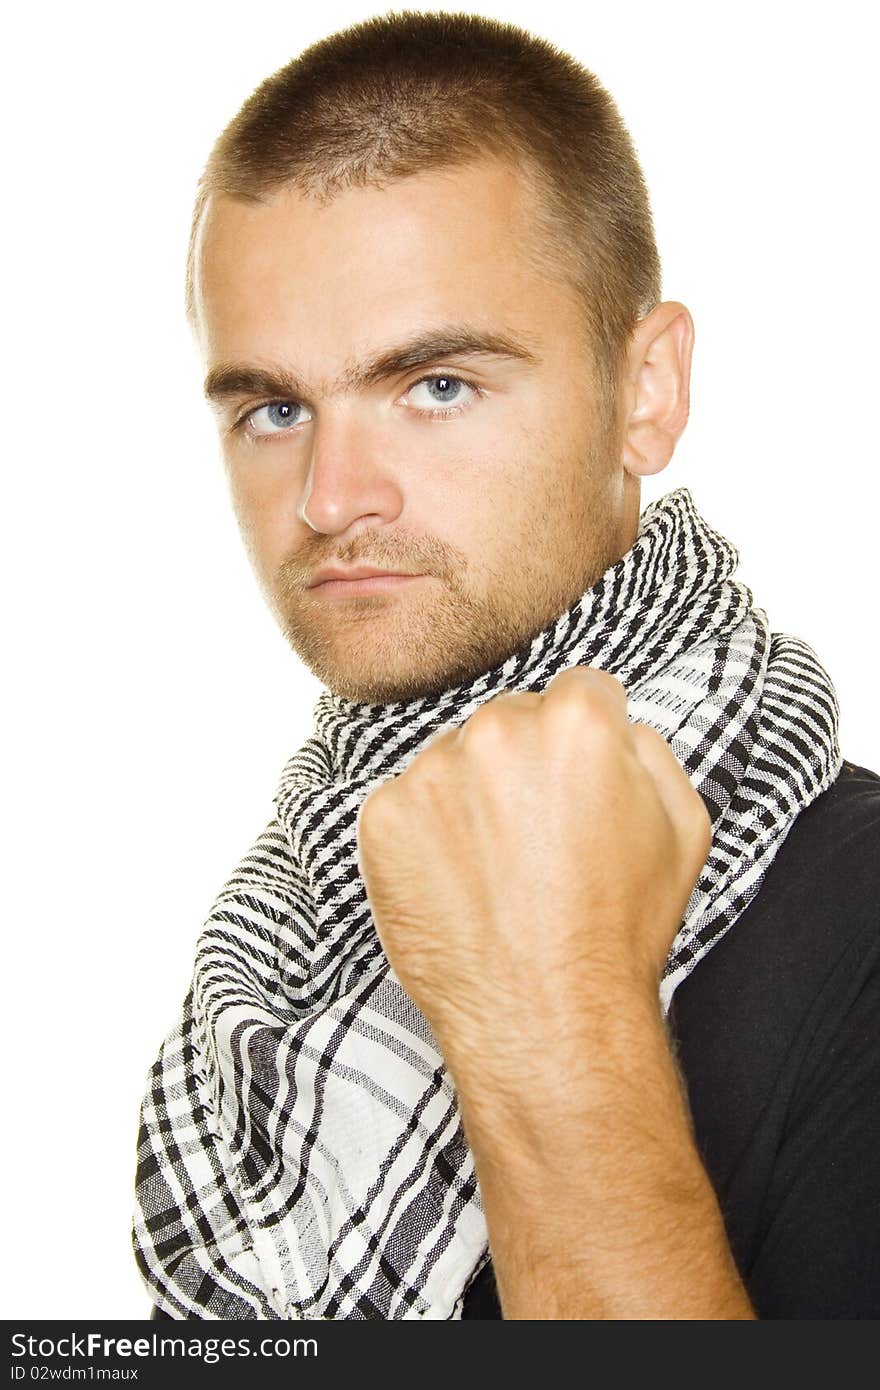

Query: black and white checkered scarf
[[133, 488, 841, 1320]]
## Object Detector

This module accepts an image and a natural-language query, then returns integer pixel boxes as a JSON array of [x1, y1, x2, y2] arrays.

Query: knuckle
[[410, 727, 455, 769], [590, 667, 627, 700], [629, 721, 663, 752], [545, 680, 596, 727], [400, 734, 458, 799], [568, 697, 620, 749], [357, 780, 396, 835], [547, 664, 626, 713], [458, 703, 512, 751]]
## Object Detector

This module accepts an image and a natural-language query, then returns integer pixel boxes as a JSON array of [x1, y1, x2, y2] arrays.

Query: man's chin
[[287, 639, 499, 705], [316, 662, 478, 706], [277, 590, 544, 705]]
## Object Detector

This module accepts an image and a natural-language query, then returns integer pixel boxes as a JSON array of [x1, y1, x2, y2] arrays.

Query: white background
[[3, 1, 877, 1318]]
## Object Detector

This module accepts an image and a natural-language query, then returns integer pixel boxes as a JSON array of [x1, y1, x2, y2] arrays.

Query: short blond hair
[[185, 9, 662, 406]]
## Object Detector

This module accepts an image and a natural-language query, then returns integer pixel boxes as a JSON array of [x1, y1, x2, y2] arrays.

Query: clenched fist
[[355, 664, 712, 1086]]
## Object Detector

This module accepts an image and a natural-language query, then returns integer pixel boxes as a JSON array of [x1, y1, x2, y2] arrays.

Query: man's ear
[[619, 302, 694, 478]]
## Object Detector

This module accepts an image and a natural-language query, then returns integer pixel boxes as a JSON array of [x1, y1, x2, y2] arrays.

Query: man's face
[[194, 158, 632, 703]]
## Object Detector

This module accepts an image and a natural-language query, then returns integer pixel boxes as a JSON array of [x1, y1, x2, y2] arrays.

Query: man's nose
[[297, 410, 405, 535]]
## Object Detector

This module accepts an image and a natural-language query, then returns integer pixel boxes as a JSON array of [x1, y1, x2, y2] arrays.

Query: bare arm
[[357, 666, 758, 1320], [452, 984, 756, 1320]]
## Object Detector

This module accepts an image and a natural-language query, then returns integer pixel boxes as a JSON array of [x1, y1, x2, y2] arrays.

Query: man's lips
[[307, 567, 427, 597], [308, 565, 422, 586]]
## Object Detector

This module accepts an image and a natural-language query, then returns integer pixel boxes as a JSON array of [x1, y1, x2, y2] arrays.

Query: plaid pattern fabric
[[133, 488, 842, 1319]]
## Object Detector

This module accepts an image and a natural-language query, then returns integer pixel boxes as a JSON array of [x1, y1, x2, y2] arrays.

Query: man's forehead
[[192, 161, 579, 378], [193, 157, 553, 307]]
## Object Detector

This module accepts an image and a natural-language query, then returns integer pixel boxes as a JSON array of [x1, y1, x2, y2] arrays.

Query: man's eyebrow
[[202, 326, 542, 405]]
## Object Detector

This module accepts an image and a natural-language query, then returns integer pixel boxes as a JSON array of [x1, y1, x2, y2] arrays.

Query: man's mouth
[[307, 573, 427, 597]]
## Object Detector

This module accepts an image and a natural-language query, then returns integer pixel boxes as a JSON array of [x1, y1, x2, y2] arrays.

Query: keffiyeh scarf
[[133, 488, 841, 1320]]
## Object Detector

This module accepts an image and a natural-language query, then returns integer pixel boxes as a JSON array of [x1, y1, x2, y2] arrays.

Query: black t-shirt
[[151, 759, 880, 1321]]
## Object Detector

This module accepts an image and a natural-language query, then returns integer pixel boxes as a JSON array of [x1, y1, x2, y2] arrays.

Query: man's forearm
[[450, 987, 757, 1320], [356, 664, 750, 1316]]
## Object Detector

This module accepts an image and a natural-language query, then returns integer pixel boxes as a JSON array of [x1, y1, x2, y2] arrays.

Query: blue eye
[[407, 375, 476, 414], [246, 401, 311, 435]]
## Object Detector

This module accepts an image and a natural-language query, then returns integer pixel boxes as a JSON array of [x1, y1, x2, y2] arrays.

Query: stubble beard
[[268, 443, 623, 706]]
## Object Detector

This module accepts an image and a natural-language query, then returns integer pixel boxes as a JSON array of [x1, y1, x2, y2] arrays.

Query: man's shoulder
[[675, 756, 880, 1016], [777, 757, 880, 871], [738, 756, 880, 960]]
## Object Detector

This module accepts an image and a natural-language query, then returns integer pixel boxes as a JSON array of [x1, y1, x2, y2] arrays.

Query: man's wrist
[[441, 972, 673, 1155], [444, 989, 755, 1320]]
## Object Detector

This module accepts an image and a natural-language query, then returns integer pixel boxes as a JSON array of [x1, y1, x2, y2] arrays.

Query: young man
[[133, 12, 880, 1320]]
